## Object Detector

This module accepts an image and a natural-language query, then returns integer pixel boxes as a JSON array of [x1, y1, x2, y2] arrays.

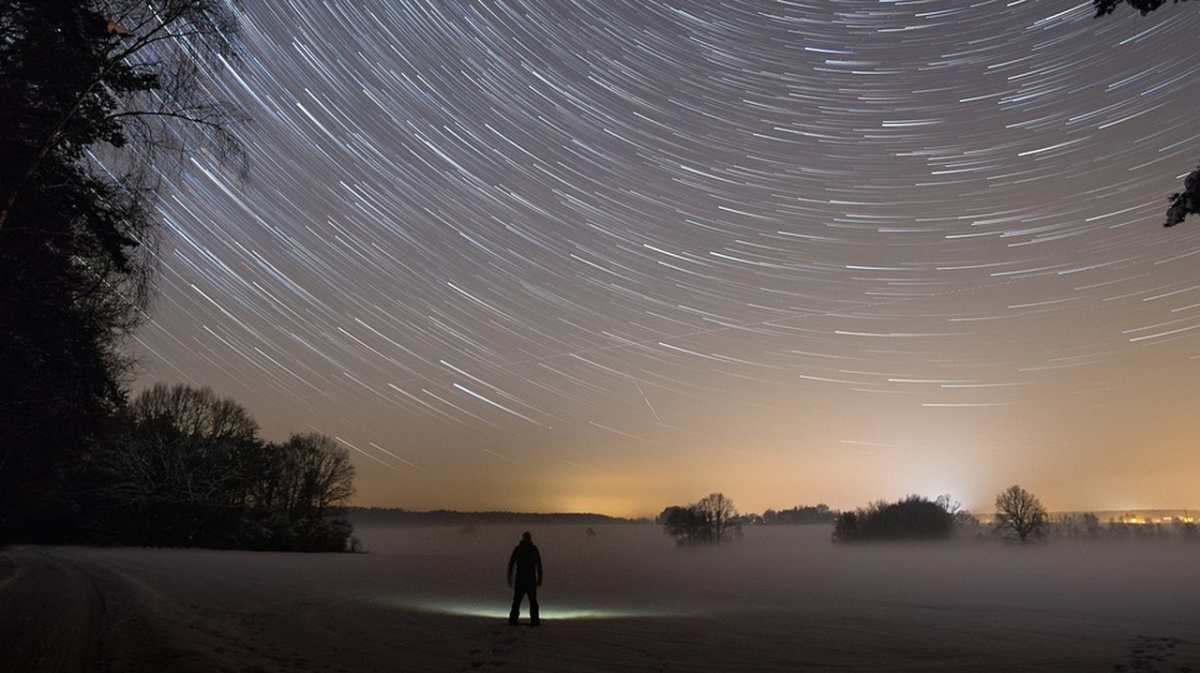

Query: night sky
[[135, 0, 1200, 517]]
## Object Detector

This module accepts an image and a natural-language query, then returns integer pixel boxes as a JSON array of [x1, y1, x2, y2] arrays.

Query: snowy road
[[0, 549, 104, 673]]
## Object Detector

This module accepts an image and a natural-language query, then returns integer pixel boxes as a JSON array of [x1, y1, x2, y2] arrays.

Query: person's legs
[[528, 585, 539, 625], [509, 586, 526, 625]]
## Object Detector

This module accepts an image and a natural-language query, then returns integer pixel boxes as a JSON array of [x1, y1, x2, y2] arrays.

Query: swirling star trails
[[134, 0, 1200, 512]]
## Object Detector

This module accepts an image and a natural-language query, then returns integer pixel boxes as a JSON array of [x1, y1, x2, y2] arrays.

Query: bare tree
[[695, 492, 740, 544], [993, 485, 1049, 544], [89, 383, 261, 546], [263, 433, 355, 521], [129, 382, 260, 445], [87, 386, 357, 550], [0, 0, 243, 230], [246, 433, 355, 551], [660, 492, 741, 545]]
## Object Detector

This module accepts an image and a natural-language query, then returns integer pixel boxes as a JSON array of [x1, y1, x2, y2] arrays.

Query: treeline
[[86, 383, 357, 551], [663, 487, 1200, 547], [831, 487, 1048, 544], [663, 486, 1192, 546], [11, 382, 358, 551], [348, 508, 636, 527], [0, 2, 246, 545], [758, 504, 835, 525], [1047, 513, 1199, 543], [658, 491, 998, 545]]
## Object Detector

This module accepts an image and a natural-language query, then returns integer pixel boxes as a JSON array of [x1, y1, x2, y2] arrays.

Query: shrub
[[659, 493, 740, 545], [832, 495, 957, 542]]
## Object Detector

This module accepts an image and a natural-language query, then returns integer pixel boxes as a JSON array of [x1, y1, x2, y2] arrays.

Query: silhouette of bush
[[832, 495, 957, 542]]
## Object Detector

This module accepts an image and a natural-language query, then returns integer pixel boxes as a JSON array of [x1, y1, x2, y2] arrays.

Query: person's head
[[521, 531, 532, 542]]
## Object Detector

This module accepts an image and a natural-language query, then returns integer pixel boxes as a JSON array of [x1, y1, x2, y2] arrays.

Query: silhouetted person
[[507, 531, 543, 626]]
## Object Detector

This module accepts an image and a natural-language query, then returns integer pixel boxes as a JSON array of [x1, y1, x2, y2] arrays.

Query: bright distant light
[[374, 596, 686, 620]]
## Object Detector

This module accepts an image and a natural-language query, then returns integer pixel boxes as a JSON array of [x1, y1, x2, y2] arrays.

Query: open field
[[3, 525, 1199, 671]]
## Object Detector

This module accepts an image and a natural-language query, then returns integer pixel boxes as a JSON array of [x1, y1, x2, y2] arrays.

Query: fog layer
[[5, 525, 1198, 671]]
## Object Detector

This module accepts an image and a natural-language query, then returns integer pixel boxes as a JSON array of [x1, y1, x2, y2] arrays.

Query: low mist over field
[[7, 523, 1197, 671], [356, 524, 1200, 624]]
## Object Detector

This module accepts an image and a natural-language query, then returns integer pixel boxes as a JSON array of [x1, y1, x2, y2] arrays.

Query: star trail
[[135, 0, 1200, 516]]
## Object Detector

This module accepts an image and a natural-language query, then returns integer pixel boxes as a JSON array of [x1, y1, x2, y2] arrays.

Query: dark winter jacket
[[507, 539, 543, 586]]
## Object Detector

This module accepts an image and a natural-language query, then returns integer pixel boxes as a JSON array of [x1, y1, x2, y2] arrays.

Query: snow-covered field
[[3, 524, 1199, 671]]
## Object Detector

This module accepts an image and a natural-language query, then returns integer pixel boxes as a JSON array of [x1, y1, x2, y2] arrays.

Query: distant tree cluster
[[80, 383, 358, 551], [762, 504, 835, 525], [662, 485, 1200, 549], [1050, 512, 1105, 541], [1050, 512, 1200, 543], [659, 493, 741, 545], [346, 508, 633, 527], [832, 494, 963, 543], [829, 487, 1049, 545], [825, 485, 1199, 547]]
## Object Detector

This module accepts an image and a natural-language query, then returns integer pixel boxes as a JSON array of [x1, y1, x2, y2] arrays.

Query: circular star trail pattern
[[140, 0, 1200, 515]]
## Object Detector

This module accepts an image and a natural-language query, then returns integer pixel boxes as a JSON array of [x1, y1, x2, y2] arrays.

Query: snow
[[3, 525, 1199, 671]]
